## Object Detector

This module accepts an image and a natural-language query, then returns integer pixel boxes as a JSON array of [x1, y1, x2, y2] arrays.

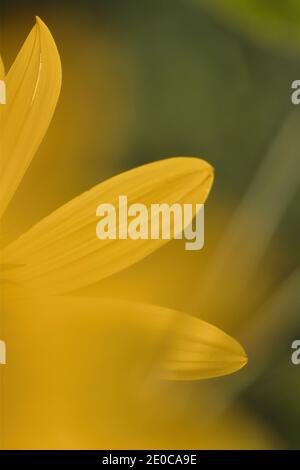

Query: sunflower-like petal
[[0, 17, 62, 219], [57, 298, 247, 380], [2, 157, 213, 293], [1, 288, 246, 391], [0, 56, 5, 79], [1, 288, 246, 448], [162, 311, 247, 380]]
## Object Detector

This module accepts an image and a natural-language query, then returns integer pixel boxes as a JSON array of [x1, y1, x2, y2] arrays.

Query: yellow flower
[[0, 18, 247, 448]]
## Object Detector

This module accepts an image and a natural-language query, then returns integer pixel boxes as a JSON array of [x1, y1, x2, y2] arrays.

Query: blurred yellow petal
[[3, 157, 213, 293], [1, 286, 246, 448], [162, 311, 247, 380], [0, 17, 61, 219]]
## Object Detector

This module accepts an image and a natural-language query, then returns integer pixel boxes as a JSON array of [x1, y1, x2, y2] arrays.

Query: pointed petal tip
[[34, 15, 62, 71], [166, 156, 214, 197], [160, 316, 248, 381], [172, 156, 214, 175], [35, 16, 46, 27], [234, 339, 248, 367], [181, 156, 215, 188], [34, 16, 55, 39], [161, 351, 248, 382], [220, 337, 248, 376], [240, 350, 249, 368], [231, 350, 248, 374]]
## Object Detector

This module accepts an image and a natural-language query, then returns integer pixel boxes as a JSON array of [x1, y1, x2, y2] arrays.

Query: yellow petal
[[0, 17, 61, 219], [0, 56, 5, 79], [1, 285, 246, 448], [162, 312, 248, 380], [2, 157, 213, 294], [1, 287, 246, 414]]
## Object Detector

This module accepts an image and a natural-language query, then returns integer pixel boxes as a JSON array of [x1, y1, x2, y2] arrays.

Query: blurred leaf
[[199, 0, 300, 53], [109, 0, 298, 198]]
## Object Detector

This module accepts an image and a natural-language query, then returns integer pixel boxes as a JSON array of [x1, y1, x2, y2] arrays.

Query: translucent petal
[[0, 17, 61, 219], [3, 157, 213, 293]]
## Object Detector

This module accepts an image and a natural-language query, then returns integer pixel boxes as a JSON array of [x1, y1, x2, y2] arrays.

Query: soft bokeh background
[[1, 0, 300, 449]]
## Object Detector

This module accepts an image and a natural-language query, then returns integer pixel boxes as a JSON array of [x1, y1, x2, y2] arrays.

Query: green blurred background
[[1, 0, 300, 449]]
